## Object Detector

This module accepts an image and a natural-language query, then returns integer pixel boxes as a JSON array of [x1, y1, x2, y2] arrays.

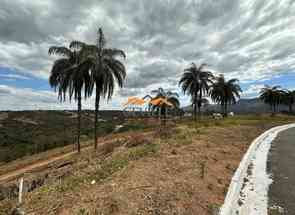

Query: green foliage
[[165, 127, 193, 146], [76, 208, 90, 215], [210, 75, 242, 116], [128, 143, 159, 160], [207, 203, 220, 215], [179, 63, 213, 120], [95, 158, 129, 181], [95, 143, 158, 181], [0, 111, 120, 162]]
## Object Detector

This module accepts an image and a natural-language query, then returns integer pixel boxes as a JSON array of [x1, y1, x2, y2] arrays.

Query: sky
[[0, 0, 295, 110]]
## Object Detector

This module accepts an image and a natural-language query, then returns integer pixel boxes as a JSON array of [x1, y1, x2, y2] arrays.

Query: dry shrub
[[154, 126, 177, 139], [100, 138, 126, 155], [125, 134, 152, 148]]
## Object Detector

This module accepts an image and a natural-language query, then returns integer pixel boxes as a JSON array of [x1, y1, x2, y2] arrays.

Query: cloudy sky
[[0, 0, 295, 110]]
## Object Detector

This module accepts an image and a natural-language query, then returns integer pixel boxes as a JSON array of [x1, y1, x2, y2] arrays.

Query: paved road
[[268, 127, 295, 214]]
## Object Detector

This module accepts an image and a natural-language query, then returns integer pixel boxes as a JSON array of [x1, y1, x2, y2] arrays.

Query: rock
[[11, 207, 25, 215]]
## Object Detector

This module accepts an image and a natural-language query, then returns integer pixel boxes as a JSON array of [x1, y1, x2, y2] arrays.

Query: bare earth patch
[[0, 116, 294, 215]]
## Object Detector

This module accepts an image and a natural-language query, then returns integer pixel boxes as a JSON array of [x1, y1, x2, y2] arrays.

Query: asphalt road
[[268, 127, 295, 214]]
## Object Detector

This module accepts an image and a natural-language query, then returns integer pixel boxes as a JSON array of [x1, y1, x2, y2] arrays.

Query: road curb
[[219, 123, 295, 215]]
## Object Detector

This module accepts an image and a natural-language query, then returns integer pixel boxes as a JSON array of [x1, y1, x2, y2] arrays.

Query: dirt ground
[[0, 116, 294, 215]]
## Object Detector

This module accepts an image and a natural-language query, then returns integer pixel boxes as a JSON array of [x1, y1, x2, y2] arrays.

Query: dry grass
[[1, 115, 295, 215]]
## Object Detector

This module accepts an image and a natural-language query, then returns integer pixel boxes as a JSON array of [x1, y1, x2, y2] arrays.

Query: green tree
[[70, 28, 126, 149], [48, 45, 92, 153], [150, 88, 180, 123], [282, 90, 295, 113], [259, 85, 284, 113], [210, 75, 242, 117], [179, 63, 213, 120]]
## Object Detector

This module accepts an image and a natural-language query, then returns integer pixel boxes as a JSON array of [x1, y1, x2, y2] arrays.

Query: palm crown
[[179, 63, 213, 120], [48, 44, 92, 152], [259, 85, 285, 113], [210, 75, 242, 116], [70, 28, 126, 149]]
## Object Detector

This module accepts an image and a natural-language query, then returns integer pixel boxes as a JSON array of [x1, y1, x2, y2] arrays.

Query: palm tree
[[210, 75, 242, 117], [49, 44, 92, 153], [70, 28, 126, 150], [150, 88, 180, 122], [282, 90, 295, 113], [179, 63, 213, 120], [259, 85, 283, 113]]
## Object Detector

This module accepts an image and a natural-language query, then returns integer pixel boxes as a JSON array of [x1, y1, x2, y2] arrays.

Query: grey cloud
[[0, 0, 295, 107], [124, 60, 181, 90], [0, 88, 10, 95], [0, 0, 98, 43]]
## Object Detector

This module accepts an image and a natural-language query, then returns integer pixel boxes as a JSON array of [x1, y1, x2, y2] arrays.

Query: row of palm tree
[[48, 28, 126, 152], [48, 28, 242, 152], [259, 85, 295, 113], [179, 63, 242, 120]]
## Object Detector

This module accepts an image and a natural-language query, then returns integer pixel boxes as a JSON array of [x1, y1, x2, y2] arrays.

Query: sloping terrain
[[1, 115, 294, 215], [184, 98, 292, 114], [0, 110, 135, 163]]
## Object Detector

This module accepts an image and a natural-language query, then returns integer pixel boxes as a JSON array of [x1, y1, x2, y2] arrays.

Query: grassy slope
[[0, 110, 148, 163], [1, 114, 295, 214]]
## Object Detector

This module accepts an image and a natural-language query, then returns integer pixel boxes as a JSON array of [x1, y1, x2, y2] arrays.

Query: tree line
[[259, 85, 295, 114], [49, 28, 126, 152], [49, 28, 244, 153]]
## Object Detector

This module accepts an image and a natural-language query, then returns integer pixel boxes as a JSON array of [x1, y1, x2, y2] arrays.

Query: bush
[[128, 143, 159, 160], [100, 139, 126, 155], [125, 134, 152, 148], [154, 126, 176, 139]]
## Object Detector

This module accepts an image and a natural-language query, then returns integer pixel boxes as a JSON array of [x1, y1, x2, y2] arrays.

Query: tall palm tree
[[210, 75, 242, 117], [48, 45, 92, 153], [179, 63, 213, 120], [282, 90, 295, 113], [70, 28, 126, 150], [150, 88, 180, 120], [259, 85, 283, 113]]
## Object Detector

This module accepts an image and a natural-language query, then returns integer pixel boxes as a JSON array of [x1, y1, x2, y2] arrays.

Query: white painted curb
[[219, 123, 295, 215]]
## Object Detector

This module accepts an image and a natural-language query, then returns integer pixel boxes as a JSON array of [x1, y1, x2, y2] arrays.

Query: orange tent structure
[[149, 97, 174, 107], [123, 97, 146, 107]]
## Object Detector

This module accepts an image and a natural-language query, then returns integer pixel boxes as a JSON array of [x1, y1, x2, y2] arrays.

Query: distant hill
[[183, 98, 290, 114], [0, 110, 125, 163]]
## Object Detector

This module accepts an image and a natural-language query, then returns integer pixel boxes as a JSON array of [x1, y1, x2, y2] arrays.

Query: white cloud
[[0, 85, 123, 111], [0, 73, 30, 80], [242, 84, 265, 98], [0, 0, 295, 109]]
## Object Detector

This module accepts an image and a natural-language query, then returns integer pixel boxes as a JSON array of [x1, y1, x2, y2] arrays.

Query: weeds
[[76, 208, 90, 215], [95, 143, 159, 182], [128, 143, 159, 160], [125, 133, 152, 148], [207, 203, 220, 215]]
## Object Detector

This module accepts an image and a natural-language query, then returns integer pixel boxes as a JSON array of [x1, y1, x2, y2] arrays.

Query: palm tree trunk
[[77, 93, 81, 153], [164, 106, 167, 126], [198, 91, 202, 120], [94, 87, 100, 150], [224, 102, 228, 117], [221, 103, 224, 116], [289, 104, 293, 113], [193, 103, 197, 121]]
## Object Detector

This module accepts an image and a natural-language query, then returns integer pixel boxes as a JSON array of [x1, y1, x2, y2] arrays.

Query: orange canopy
[[149, 97, 174, 107], [123, 97, 146, 106]]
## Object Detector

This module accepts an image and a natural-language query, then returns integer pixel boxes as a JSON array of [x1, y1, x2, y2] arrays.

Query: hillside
[[1, 115, 295, 214], [0, 110, 135, 163], [184, 98, 291, 114]]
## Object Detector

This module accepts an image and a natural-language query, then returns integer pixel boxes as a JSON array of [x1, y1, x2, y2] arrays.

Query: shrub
[[100, 139, 126, 155], [125, 134, 152, 148], [128, 143, 159, 160]]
